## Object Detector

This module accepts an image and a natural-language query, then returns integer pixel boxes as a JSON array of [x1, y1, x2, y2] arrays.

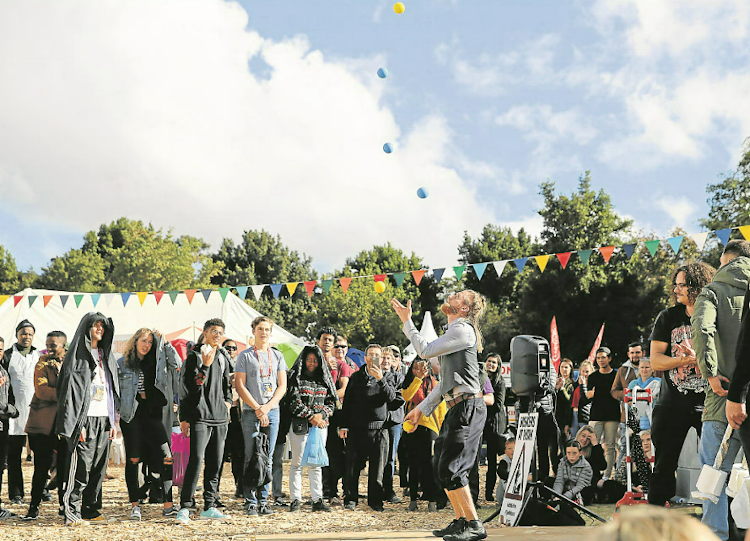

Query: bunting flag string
[[7, 224, 750, 309]]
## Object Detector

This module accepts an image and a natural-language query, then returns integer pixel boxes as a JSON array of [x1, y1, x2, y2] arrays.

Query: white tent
[[1, 288, 304, 355], [403, 311, 441, 372]]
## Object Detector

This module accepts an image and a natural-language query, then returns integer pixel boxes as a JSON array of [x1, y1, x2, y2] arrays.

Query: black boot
[[444, 519, 487, 541]]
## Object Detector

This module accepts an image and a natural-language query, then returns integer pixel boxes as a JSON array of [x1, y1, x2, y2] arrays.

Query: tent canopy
[[1, 288, 304, 356]]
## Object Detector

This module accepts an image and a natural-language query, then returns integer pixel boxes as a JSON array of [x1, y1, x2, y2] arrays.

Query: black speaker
[[510, 335, 551, 397]]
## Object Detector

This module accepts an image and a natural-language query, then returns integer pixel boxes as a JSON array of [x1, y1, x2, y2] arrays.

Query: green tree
[[37, 218, 221, 292], [0, 246, 37, 295], [211, 230, 318, 336]]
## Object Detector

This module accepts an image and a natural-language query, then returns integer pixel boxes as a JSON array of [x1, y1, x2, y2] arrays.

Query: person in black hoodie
[[174, 318, 233, 524], [0, 355, 19, 519], [56, 312, 119, 526], [339, 344, 404, 511]]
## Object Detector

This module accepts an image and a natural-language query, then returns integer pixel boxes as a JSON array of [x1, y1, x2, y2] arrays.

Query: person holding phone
[[339, 344, 404, 512]]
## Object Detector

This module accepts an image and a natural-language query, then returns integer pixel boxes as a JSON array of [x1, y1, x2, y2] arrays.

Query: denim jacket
[[117, 335, 180, 423]]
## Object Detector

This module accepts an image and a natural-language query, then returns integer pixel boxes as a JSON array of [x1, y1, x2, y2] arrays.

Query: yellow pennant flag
[[286, 282, 299, 296], [739, 225, 750, 240], [535, 255, 550, 273], [0, 295, 9, 307], [136, 292, 149, 306]]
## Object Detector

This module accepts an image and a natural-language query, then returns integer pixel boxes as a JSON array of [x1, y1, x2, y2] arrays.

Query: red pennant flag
[[14, 296, 23, 307], [304, 281, 317, 297], [556, 252, 571, 269], [339, 277, 352, 294], [374, 274, 386, 282], [411, 270, 426, 285], [599, 246, 615, 264], [43, 295, 54, 307], [550, 316, 561, 372], [587, 323, 606, 364], [153, 291, 164, 305], [184, 289, 197, 304]]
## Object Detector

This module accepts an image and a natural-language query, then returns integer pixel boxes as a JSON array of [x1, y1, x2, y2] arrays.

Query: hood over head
[[288, 345, 340, 410]]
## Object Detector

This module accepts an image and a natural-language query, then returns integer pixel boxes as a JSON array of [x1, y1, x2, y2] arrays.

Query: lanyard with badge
[[92, 348, 106, 401], [255, 346, 274, 399]]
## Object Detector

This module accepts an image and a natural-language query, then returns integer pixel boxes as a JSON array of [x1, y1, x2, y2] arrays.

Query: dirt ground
[[0, 460, 699, 541]]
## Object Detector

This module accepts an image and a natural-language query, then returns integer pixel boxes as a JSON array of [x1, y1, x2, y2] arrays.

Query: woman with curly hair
[[117, 328, 181, 520], [648, 261, 715, 507]]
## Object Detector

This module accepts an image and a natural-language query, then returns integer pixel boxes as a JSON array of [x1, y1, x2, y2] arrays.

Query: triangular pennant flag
[[644, 240, 661, 258], [556, 252, 571, 269], [43, 295, 53, 307], [14, 296, 23, 307], [286, 283, 299, 296], [374, 274, 387, 283], [91, 294, 101, 307], [184, 289, 197, 304], [0, 295, 9, 307], [251, 285, 265, 300], [73, 294, 83, 307], [514, 258, 528, 272], [304, 281, 317, 297], [219, 287, 230, 302], [716, 229, 732, 246], [60, 295, 69, 308], [493, 261, 508, 276], [691, 232, 709, 252], [322, 279, 334, 293], [339, 277, 352, 293], [393, 273, 407, 287], [578, 250, 593, 266], [236, 286, 248, 300], [411, 270, 426, 286], [137, 292, 149, 305], [153, 291, 164, 305], [201, 289, 212, 303], [453, 265, 466, 280], [270, 284, 283, 299], [433, 268, 445, 284], [622, 243, 637, 260], [28, 295, 37, 308], [121, 292, 131, 306], [599, 246, 615, 264], [168, 291, 179, 304], [535, 255, 549, 273], [667, 236, 684, 255], [739, 225, 750, 241], [473, 263, 488, 280]]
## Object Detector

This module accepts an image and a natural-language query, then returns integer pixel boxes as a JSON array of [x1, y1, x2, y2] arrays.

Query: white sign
[[498, 413, 539, 527]]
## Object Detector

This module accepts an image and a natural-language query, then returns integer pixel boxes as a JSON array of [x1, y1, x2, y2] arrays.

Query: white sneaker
[[175, 507, 190, 524]]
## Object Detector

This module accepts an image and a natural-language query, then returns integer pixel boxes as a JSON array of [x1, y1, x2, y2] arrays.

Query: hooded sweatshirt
[[179, 345, 232, 426], [692, 256, 750, 422], [286, 346, 337, 426], [55, 312, 119, 444]]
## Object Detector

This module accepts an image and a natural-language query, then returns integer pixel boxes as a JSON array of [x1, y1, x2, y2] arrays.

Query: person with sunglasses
[[219, 339, 244, 501]]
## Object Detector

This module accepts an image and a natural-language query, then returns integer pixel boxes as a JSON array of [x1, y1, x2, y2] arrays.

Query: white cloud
[[655, 197, 697, 230], [0, 0, 496, 273]]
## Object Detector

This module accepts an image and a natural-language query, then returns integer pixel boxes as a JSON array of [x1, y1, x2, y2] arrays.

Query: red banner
[[587, 323, 606, 364], [550, 316, 561, 371]]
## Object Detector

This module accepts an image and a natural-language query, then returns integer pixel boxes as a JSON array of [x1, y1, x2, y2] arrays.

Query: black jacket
[[340, 365, 403, 431], [55, 312, 119, 443], [0, 364, 18, 421], [486, 372, 507, 437], [179, 346, 232, 425]]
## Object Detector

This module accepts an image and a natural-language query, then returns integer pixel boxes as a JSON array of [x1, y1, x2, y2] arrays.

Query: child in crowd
[[495, 436, 515, 504], [553, 440, 593, 503], [627, 358, 661, 430]]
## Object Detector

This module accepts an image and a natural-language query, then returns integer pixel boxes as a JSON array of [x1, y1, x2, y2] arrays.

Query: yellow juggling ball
[[374, 281, 386, 294], [394, 3, 405, 14]]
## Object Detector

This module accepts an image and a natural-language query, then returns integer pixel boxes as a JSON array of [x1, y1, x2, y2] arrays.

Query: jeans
[[699, 421, 742, 540], [28, 433, 68, 507], [179, 422, 228, 510], [382, 423, 402, 498], [272, 409, 291, 499], [121, 406, 173, 504], [345, 428, 389, 508], [242, 407, 280, 507], [289, 428, 328, 502], [592, 420, 618, 478]]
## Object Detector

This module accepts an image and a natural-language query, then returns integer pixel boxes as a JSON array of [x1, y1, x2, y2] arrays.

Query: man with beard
[[394, 290, 488, 541], [56, 313, 119, 526], [1, 320, 40, 505]]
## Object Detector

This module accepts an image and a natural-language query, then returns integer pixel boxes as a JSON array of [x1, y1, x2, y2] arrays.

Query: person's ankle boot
[[444, 518, 487, 541]]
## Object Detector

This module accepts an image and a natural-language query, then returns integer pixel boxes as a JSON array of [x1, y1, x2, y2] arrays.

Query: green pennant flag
[[578, 250, 593, 266], [74, 294, 84, 307], [322, 279, 334, 293], [168, 291, 179, 304], [394, 273, 406, 287], [645, 240, 661, 258], [453, 265, 466, 280], [218, 287, 230, 302], [28, 295, 38, 308]]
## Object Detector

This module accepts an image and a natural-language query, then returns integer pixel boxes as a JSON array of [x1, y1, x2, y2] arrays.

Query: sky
[[1, 0, 749, 278]]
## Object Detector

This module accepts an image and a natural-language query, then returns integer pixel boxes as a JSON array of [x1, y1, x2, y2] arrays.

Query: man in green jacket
[[692, 239, 750, 541]]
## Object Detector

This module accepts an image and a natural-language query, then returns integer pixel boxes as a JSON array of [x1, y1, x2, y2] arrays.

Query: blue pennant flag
[[91, 294, 101, 307], [270, 284, 283, 299], [236, 286, 248, 300], [667, 236, 684, 255], [473, 262, 488, 280], [433, 268, 445, 284], [60, 295, 69, 308], [121, 292, 132, 306], [201, 289, 212, 302], [514, 258, 528, 272], [716, 229, 732, 246], [622, 243, 637, 260]]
